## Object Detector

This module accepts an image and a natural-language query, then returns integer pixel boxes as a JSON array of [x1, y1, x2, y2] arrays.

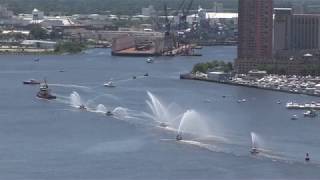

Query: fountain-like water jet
[[146, 91, 170, 125], [96, 104, 107, 113], [112, 107, 130, 119], [176, 110, 211, 141], [145, 91, 184, 128], [70, 91, 86, 109], [250, 132, 260, 154]]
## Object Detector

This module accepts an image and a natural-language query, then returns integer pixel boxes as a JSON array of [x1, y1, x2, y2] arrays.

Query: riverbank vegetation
[[192, 60, 233, 73], [54, 41, 86, 54]]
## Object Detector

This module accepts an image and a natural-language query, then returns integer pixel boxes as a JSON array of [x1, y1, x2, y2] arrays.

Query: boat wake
[[49, 83, 92, 91]]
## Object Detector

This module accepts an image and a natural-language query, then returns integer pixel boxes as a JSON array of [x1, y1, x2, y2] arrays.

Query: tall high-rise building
[[274, 8, 320, 52], [236, 0, 273, 73]]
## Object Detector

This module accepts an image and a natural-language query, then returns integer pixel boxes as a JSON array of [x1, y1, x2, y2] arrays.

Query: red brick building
[[236, 0, 274, 73]]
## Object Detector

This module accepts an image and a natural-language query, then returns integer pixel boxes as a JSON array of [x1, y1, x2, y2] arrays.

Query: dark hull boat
[[36, 80, 56, 100], [36, 92, 56, 100], [106, 111, 113, 116], [23, 79, 41, 85]]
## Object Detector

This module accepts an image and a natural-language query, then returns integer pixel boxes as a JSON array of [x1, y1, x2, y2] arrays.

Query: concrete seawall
[[180, 73, 320, 97]]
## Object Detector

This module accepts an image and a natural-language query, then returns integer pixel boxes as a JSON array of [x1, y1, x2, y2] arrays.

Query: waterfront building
[[235, 0, 274, 73], [274, 8, 320, 52], [21, 40, 56, 49], [32, 9, 44, 23], [0, 5, 13, 19]]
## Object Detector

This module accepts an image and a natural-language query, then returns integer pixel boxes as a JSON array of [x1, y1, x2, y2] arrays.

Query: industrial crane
[[178, 0, 194, 30]]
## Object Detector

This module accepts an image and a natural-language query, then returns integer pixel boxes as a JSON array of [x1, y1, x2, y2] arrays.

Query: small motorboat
[[36, 80, 56, 100], [106, 111, 113, 116], [204, 99, 212, 103], [277, 101, 281, 104], [291, 115, 298, 120], [104, 81, 116, 87], [146, 58, 154, 63], [34, 58, 40, 62], [159, 122, 168, 128], [23, 79, 41, 85], [237, 99, 247, 103], [305, 153, 310, 162], [304, 110, 317, 117], [132, 76, 137, 79], [79, 104, 87, 110], [176, 134, 182, 141], [250, 147, 259, 154], [144, 73, 149, 77]]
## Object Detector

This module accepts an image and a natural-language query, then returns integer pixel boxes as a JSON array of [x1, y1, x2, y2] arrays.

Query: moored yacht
[[303, 110, 317, 117]]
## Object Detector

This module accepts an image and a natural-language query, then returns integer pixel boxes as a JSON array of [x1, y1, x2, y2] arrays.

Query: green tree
[[30, 25, 48, 40]]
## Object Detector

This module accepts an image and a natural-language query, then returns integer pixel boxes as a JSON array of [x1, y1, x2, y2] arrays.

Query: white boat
[[304, 110, 317, 117], [291, 115, 298, 120], [146, 58, 154, 63], [104, 81, 116, 87], [237, 99, 247, 103]]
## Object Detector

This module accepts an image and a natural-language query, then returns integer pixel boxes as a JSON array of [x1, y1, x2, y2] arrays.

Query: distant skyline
[[0, 0, 319, 15]]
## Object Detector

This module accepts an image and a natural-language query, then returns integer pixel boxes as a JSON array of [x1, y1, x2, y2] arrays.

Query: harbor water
[[0, 46, 319, 179]]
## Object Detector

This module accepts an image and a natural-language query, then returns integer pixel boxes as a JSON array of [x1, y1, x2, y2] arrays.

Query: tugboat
[[303, 110, 317, 117], [176, 133, 182, 141], [36, 80, 56, 100], [106, 111, 113, 116], [23, 79, 41, 85]]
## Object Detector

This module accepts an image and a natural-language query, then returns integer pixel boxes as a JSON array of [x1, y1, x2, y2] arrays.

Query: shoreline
[[180, 73, 320, 97]]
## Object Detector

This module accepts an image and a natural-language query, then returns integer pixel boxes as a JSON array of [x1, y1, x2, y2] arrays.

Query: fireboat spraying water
[[79, 104, 87, 110], [176, 133, 183, 141], [106, 111, 113, 116], [250, 132, 260, 154]]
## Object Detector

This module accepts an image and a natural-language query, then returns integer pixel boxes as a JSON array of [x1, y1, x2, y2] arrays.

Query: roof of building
[[189, 12, 238, 19], [21, 40, 56, 45]]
